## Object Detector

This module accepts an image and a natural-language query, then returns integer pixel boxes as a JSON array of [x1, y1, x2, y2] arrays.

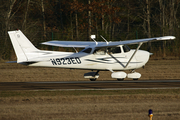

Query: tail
[[8, 30, 40, 63]]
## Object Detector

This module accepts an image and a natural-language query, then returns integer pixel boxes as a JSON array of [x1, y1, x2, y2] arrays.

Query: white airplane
[[8, 30, 175, 81]]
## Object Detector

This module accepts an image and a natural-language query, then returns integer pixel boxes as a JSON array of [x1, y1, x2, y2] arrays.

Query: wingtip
[[172, 36, 176, 39], [157, 36, 176, 40]]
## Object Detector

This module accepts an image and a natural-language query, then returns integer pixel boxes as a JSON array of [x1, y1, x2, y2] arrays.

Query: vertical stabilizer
[[8, 30, 39, 63]]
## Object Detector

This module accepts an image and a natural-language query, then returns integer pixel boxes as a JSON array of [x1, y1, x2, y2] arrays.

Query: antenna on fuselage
[[90, 35, 98, 45], [100, 35, 109, 45]]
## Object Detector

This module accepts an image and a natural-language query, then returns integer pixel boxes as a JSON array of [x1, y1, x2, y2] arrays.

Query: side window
[[108, 47, 121, 54], [81, 48, 92, 53], [123, 45, 130, 52], [93, 48, 106, 55]]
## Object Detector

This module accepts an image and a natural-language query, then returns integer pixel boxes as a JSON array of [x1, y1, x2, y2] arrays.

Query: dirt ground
[[0, 59, 180, 82], [0, 91, 180, 120], [0, 59, 180, 120]]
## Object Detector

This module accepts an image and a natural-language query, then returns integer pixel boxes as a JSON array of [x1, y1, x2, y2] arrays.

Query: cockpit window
[[123, 45, 130, 52], [80, 48, 92, 53], [107, 47, 121, 54]]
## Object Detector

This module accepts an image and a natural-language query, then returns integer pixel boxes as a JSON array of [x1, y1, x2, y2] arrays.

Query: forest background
[[0, 0, 180, 60]]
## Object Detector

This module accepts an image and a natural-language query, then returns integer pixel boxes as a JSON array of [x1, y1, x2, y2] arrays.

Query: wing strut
[[73, 47, 78, 53], [100, 35, 109, 44], [125, 42, 143, 68]]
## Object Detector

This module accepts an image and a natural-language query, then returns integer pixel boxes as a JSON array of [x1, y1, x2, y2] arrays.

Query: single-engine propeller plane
[[8, 30, 175, 81]]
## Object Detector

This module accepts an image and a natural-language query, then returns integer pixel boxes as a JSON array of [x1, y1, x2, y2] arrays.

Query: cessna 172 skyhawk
[[8, 30, 175, 81]]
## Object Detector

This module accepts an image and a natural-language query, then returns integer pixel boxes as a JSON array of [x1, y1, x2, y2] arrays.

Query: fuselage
[[28, 45, 150, 71]]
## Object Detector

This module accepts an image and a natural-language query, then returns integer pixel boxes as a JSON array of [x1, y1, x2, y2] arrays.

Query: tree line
[[0, 0, 180, 60]]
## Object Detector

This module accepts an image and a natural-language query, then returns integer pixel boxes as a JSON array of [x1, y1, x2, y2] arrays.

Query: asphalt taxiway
[[0, 80, 180, 90]]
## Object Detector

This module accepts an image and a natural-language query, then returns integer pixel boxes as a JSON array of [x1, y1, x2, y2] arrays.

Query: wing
[[42, 41, 105, 48], [41, 36, 175, 48], [97, 36, 175, 48]]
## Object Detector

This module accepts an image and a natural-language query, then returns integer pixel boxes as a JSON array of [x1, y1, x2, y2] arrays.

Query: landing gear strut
[[84, 70, 100, 81]]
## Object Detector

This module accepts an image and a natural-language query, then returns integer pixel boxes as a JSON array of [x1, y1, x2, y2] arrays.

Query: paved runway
[[0, 80, 180, 90]]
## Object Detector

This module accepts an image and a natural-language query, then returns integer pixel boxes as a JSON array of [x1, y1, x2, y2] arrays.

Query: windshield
[[123, 45, 130, 52]]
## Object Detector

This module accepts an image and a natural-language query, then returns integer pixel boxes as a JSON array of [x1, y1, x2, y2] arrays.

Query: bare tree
[[158, 0, 180, 57], [22, 0, 31, 31], [87, 0, 91, 41], [73, 0, 79, 40], [75, 11, 79, 40], [5, 0, 17, 45], [41, 0, 46, 40], [101, 0, 105, 31], [0, 0, 17, 60], [146, 0, 151, 52], [159, 0, 166, 57], [138, 0, 152, 51], [70, 13, 74, 40], [169, 0, 175, 35], [108, 0, 112, 39]]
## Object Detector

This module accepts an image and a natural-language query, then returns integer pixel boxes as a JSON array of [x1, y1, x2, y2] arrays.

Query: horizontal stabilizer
[[6, 61, 17, 63]]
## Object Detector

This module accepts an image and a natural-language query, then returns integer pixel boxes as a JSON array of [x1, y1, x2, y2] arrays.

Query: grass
[[0, 59, 180, 120], [0, 89, 180, 120], [0, 89, 180, 97], [1, 59, 180, 82]]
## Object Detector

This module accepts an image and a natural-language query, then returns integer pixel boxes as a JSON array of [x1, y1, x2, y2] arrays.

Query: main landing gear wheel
[[90, 78, 97, 81], [117, 78, 124, 81]]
